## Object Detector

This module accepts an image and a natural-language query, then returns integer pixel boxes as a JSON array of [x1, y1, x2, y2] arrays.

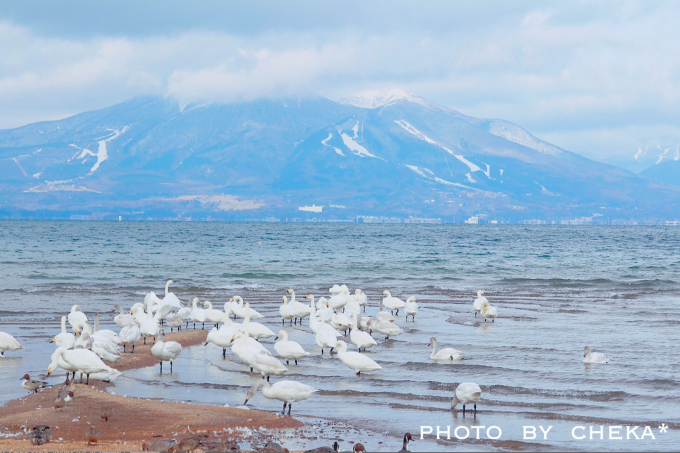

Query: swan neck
[[165, 280, 172, 295], [244, 304, 250, 324], [94, 313, 100, 332], [61, 316, 67, 334], [431, 339, 438, 355]]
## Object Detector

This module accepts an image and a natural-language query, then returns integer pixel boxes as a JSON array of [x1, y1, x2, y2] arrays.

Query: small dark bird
[[169, 436, 201, 452], [305, 441, 339, 452], [32, 426, 53, 443], [101, 405, 113, 422], [142, 439, 176, 452], [53, 394, 65, 410], [29, 430, 47, 445], [399, 433, 413, 452], [85, 426, 101, 446], [353, 444, 365, 452], [20, 374, 48, 393], [61, 377, 76, 393]]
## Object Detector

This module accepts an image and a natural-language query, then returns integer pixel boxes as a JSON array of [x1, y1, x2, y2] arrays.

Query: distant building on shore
[[299, 205, 323, 213]]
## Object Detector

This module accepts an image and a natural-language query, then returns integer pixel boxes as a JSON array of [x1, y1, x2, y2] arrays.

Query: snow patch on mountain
[[487, 120, 562, 156], [406, 164, 482, 192], [340, 133, 377, 158], [321, 133, 344, 156], [394, 120, 436, 144], [340, 89, 452, 112]]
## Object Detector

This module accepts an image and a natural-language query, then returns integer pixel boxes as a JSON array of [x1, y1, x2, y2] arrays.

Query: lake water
[[1, 221, 679, 451]]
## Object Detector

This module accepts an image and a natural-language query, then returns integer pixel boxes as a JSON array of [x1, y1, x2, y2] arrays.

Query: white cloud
[[0, 1, 679, 163]]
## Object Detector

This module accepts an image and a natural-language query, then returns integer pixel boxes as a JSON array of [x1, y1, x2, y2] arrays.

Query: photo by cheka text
[[420, 424, 669, 442]]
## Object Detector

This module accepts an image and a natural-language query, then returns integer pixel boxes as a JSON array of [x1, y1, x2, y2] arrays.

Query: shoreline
[[0, 328, 303, 452]]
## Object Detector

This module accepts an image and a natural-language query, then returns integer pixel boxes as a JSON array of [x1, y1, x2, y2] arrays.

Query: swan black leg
[[132, 344, 135, 353], [223, 348, 226, 357], [330, 347, 334, 354], [250, 367, 253, 372], [86, 374, 90, 385], [144, 336, 147, 344], [170, 361, 173, 373], [321, 349, 323, 355], [462, 404, 466, 414], [396, 309, 399, 316], [288, 403, 292, 415], [295, 359, 298, 365], [474, 404, 477, 412], [267, 375, 270, 383], [356, 371, 360, 376], [160, 362, 163, 373], [123, 345, 126, 352], [286, 360, 289, 365], [281, 402, 287, 415]]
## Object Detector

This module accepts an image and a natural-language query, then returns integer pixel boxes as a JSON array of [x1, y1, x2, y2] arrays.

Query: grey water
[[1, 221, 679, 451]]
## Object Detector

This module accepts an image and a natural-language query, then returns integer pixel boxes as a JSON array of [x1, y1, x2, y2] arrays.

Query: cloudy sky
[[2, 0, 679, 163]]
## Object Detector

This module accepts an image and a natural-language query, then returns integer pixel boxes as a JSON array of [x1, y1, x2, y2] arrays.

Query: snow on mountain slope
[[339, 89, 452, 113], [484, 120, 563, 156]]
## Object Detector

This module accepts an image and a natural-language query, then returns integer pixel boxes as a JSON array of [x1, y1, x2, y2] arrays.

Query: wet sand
[[0, 329, 302, 452]]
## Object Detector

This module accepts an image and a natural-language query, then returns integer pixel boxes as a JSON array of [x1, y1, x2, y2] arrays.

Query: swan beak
[[275, 335, 279, 340], [231, 336, 236, 341], [427, 343, 431, 346], [75, 331, 81, 335], [130, 311, 134, 315], [50, 338, 55, 343], [47, 369, 52, 375], [243, 398, 249, 405], [204, 341, 209, 346]]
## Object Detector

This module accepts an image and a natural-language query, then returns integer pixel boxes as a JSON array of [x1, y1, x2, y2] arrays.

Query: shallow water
[[1, 222, 679, 451]]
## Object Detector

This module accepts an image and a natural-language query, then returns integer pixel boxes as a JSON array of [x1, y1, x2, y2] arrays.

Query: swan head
[[275, 330, 287, 341], [584, 346, 590, 357], [288, 289, 294, 294], [478, 290, 484, 295], [244, 380, 267, 405], [336, 340, 348, 352], [428, 337, 437, 347]]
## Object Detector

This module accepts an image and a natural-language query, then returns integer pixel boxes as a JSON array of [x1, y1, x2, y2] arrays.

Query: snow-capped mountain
[[1, 92, 678, 221]]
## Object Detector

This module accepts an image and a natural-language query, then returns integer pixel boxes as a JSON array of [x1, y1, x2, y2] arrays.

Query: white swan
[[328, 284, 348, 295], [67, 305, 88, 332], [288, 289, 311, 324], [130, 303, 147, 324], [48, 347, 79, 380], [315, 319, 338, 355], [316, 298, 334, 322], [429, 337, 464, 361], [113, 305, 138, 328], [472, 290, 487, 317], [0, 332, 23, 357], [82, 333, 121, 362], [230, 296, 264, 320], [336, 340, 382, 376], [274, 330, 310, 365], [244, 380, 317, 415], [53, 316, 75, 349], [161, 279, 183, 308], [165, 312, 183, 331], [93, 313, 121, 345], [279, 296, 295, 326], [307, 295, 342, 336], [48, 347, 115, 384], [355, 289, 368, 312], [404, 297, 419, 322], [139, 297, 160, 343], [376, 298, 395, 323], [330, 312, 352, 334], [350, 313, 377, 352], [583, 346, 608, 363], [250, 350, 288, 380], [451, 382, 482, 413], [151, 332, 183, 373], [480, 300, 498, 322], [189, 297, 206, 329], [205, 324, 240, 357], [381, 291, 405, 315], [231, 330, 271, 370], [177, 305, 192, 329], [202, 301, 227, 328], [368, 317, 403, 340], [241, 303, 275, 339], [119, 325, 141, 353], [328, 290, 349, 311]]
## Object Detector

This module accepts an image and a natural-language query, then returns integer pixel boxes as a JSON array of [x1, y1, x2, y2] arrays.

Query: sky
[[1, 0, 680, 164]]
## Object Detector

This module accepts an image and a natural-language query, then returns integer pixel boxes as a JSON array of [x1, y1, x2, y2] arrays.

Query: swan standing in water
[[230, 296, 264, 320], [315, 319, 338, 355], [472, 290, 487, 317], [288, 289, 311, 324], [349, 313, 376, 352], [189, 297, 206, 329], [241, 303, 275, 339], [355, 289, 368, 312], [151, 331, 183, 373], [250, 350, 288, 381], [52, 316, 76, 349], [202, 301, 227, 328], [336, 340, 382, 376], [428, 337, 464, 361], [480, 300, 498, 322], [376, 298, 395, 323], [367, 317, 403, 340], [307, 295, 342, 336], [93, 313, 121, 345], [231, 330, 271, 371], [67, 305, 88, 332], [274, 330, 310, 365], [451, 382, 482, 414], [404, 297, 419, 322], [583, 346, 609, 363], [205, 323, 240, 357], [382, 290, 406, 316], [244, 380, 317, 415], [279, 296, 295, 325]]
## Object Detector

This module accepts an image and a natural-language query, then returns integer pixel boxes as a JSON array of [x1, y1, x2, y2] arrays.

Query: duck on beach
[[21, 374, 48, 393]]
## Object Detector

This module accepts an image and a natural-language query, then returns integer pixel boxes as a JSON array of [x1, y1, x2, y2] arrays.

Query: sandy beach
[[0, 329, 302, 452]]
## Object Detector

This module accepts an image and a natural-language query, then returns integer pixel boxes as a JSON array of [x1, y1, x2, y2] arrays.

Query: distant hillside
[[1, 91, 679, 223]]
